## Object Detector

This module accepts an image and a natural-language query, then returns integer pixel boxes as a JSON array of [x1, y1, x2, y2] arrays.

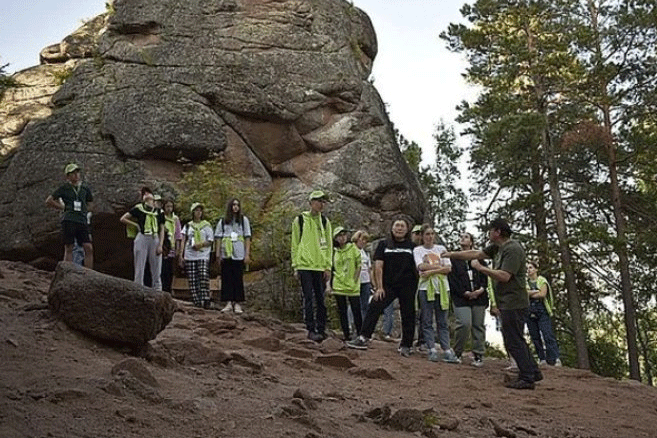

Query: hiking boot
[[442, 349, 461, 364], [504, 379, 535, 390], [399, 347, 411, 358], [307, 332, 323, 342], [233, 303, 243, 314], [347, 336, 369, 350], [428, 350, 440, 362], [471, 354, 484, 368], [221, 302, 233, 313], [534, 370, 544, 383]]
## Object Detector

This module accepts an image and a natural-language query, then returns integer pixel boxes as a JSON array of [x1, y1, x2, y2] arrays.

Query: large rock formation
[[0, 0, 425, 276]]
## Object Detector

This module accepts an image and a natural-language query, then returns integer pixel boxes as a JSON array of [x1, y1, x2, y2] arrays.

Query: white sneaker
[[505, 358, 518, 370], [554, 358, 562, 367], [539, 360, 548, 367], [233, 303, 243, 314], [221, 302, 233, 313]]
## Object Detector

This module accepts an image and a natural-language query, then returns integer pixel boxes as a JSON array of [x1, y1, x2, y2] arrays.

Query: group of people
[[47, 163, 252, 313], [119, 188, 252, 313], [47, 165, 560, 390], [291, 190, 561, 390]]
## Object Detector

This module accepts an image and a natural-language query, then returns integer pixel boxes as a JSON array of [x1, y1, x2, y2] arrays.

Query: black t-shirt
[[129, 203, 165, 235], [448, 258, 489, 308], [51, 183, 93, 224], [373, 238, 418, 289]]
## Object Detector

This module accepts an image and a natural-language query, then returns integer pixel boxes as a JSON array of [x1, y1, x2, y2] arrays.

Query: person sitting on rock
[[45, 163, 94, 269]]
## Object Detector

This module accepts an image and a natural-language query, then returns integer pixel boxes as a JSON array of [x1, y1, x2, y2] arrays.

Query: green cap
[[332, 226, 349, 239], [153, 194, 162, 201], [64, 163, 80, 175], [309, 190, 330, 202], [412, 225, 422, 233], [190, 202, 204, 212]]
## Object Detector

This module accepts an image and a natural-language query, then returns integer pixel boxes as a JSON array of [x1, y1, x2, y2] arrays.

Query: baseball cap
[[190, 202, 204, 212], [308, 190, 330, 202], [412, 225, 422, 233], [332, 226, 349, 239], [64, 163, 80, 175]]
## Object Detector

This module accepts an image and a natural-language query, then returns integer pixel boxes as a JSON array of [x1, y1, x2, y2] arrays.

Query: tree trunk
[[543, 124, 590, 369]]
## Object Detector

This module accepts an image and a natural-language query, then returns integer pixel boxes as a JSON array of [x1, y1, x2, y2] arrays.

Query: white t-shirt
[[413, 244, 450, 291], [359, 248, 371, 284], [214, 216, 252, 260], [182, 221, 214, 261]]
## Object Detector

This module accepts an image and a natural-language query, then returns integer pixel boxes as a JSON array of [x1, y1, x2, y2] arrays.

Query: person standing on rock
[[180, 203, 214, 308], [215, 198, 251, 314], [291, 190, 333, 342], [161, 199, 182, 293], [442, 218, 542, 389], [447, 232, 489, 367], [348, 216, 418, 357], [45, 163, 94, 269], [120, 189, 165, 290], [328, 226, 362, 341]]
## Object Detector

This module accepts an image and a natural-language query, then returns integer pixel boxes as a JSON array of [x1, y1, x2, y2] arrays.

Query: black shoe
[[534, 370, 544, 382], [307, 332, 322, 342], [505, 379, 535, 390]]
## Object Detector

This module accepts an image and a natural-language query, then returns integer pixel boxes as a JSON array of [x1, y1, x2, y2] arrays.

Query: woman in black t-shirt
[[347, 217, 418, 357]]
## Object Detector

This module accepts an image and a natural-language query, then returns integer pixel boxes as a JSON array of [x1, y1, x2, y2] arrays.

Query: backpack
[[298, 213, 327, 238]]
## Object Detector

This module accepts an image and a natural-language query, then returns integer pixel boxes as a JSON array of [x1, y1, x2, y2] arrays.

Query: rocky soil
[[1, 260, 656, 438]]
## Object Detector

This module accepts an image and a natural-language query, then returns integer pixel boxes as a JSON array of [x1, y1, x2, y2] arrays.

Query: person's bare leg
[[83, 243, 94, 269], [64, 244, 74, 262]]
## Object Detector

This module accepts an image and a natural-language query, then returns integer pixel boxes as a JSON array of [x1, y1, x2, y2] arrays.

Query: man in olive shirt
[[45, 163, 94, 269], [442, 218, 540, 389]]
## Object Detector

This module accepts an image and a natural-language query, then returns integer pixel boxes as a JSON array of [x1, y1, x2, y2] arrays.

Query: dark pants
[[221, 259, 245, 302], [161, 256, 174, 292], [527, 301, 560, 364], [298, 270, 327, 334], [500, 308, 539, 382], [361, 284, 416, 348], [334, 295, 362, 340]]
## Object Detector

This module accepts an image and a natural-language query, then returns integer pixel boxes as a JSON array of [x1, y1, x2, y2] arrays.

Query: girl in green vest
[[328, 227, 362, 341], [527, 261, 561, 366]]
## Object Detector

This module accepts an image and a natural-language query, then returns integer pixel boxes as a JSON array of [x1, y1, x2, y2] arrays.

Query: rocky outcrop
[[48, 262, 175, 346], [0, 0, 426, 276]]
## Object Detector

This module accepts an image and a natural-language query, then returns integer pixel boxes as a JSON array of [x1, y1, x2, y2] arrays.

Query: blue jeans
[[359, 282, 372, 319], [417, 290, 450, 351], [298, 270, 326, 334], [382, 301, 395, 335], [527, 300, 560, 364]]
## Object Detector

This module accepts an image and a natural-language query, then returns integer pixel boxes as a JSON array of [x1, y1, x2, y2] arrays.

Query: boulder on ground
[[48, 262, 175, 346]]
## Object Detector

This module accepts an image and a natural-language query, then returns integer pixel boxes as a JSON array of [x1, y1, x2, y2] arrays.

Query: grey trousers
[[133, 233, 162, 291], [453, 305, 487, 357]]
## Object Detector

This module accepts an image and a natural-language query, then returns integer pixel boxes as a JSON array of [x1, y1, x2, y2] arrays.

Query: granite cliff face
[[0, 0, 425, 275]]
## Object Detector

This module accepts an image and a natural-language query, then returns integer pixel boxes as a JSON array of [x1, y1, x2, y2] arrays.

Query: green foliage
[[397, 124, 467, 240], [587, 337, 628, 380], [177, 159, 302, 320], [0, 63, 21, 100], [51, 67, 73, 85]]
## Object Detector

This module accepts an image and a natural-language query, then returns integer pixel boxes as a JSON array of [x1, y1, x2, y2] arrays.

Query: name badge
[[73, 201, 82, 212], [230, 232, 238, 242]]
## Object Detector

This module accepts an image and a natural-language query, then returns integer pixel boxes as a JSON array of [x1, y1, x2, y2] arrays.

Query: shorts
[[62, 220, 91, 246]]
